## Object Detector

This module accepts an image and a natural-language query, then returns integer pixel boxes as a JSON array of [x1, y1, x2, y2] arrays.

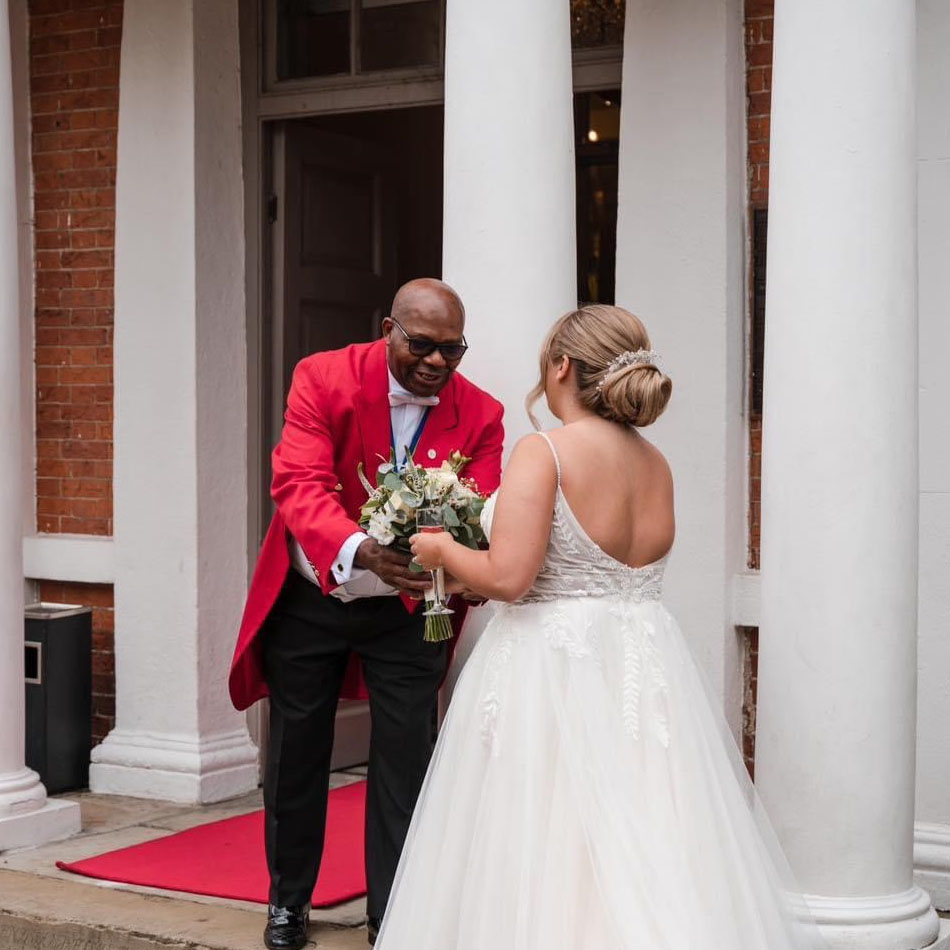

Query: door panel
[[267, 123, 396, 771], [279, 124, 395, 402]]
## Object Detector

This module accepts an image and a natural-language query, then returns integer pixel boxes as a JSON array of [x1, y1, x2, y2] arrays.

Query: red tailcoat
[[229, 340, 505, 711]]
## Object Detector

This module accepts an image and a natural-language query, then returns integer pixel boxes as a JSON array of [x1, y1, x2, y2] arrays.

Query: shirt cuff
[[332, 531, 370, 584]]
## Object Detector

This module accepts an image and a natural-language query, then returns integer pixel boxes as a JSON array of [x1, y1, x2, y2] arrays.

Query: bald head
[[383, 278, 468, 397], [391, 278, 465, 327]]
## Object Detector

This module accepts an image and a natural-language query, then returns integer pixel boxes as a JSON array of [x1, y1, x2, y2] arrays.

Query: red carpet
[[57, 780, 366, 907]]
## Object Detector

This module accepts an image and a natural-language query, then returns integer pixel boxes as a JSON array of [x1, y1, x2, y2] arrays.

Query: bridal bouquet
[[358, 450, 487, 640]]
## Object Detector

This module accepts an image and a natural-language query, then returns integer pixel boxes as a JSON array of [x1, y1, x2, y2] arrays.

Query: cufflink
[[334, 483, 343, 492], [427, 449, 437, 460]]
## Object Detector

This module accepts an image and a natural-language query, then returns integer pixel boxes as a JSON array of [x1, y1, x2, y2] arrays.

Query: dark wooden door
[[270, 123, 396, 444], [265, 123, 396, 770]]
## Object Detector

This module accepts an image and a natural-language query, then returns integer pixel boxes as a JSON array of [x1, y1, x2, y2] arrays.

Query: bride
[[377, 305, 822, 949]]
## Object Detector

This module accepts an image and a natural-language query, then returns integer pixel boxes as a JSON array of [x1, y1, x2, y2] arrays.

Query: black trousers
[[261, 569, 448, 919]]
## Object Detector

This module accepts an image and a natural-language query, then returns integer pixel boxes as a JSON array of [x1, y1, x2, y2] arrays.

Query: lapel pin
[[427, 449, 437, 460]]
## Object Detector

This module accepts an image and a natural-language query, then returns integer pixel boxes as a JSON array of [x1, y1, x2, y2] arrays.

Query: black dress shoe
[[366, 915, 381, 946], [264, 903, 310, 950]]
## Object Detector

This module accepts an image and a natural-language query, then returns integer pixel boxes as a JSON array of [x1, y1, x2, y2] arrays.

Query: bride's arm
[[410, 434, 557, 603]]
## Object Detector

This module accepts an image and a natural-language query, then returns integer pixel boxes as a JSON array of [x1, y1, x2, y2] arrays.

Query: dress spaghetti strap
[[535, 431, 562, 488]]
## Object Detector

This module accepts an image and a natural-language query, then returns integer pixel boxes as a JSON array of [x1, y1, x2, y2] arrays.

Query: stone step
[[0, 869, 367, 950]]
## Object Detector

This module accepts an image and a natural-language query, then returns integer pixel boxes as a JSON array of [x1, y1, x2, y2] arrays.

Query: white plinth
[[89, 729, 259, 804], [0, 798, 80, 853]]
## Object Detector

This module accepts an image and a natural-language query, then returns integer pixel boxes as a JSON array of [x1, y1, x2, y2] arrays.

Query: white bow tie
[[388, 392, 440, 408]]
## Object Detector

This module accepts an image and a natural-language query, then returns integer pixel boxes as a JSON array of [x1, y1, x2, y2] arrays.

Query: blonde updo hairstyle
[[526, 305, 673, 429]]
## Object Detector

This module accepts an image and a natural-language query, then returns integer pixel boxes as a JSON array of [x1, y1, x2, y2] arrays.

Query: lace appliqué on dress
[[612, 601, 670, 747], [543, 606, 596, 659], [481, 617, 520, 757]]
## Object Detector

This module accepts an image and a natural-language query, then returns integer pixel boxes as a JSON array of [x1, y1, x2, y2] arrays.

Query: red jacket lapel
[[356, 341, 393, 472]]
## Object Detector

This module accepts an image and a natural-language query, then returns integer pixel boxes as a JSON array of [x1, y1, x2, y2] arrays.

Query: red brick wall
[[746, 0, 772, 573], [740, 626, 758, 777], [38, 581, 115, 743], [742, 0, 773, 776], [31, 0, 120, 535], [29, 0, 123, 745]]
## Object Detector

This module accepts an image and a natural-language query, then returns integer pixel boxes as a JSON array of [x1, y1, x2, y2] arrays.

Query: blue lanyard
[[391, 408, 431, 469]]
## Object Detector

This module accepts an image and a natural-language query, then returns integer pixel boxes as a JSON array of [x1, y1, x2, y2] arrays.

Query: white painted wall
[[90, 0, 258, 803], [914, 0, 950, 912], [614, 0, 747, 732]]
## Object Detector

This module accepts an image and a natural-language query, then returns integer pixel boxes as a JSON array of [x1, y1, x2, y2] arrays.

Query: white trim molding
[[915, 822, 950, 912], [731, 571, 761, 627], [22, 534, 115, 585]]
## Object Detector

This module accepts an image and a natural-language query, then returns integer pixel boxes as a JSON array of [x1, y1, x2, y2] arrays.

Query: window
[[273, 0, 444, 83], [267, 1, 626, 88], [571, 0, 625, 50]]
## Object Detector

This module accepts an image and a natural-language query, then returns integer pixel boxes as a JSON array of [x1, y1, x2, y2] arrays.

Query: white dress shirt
[[290, 370, 434, 601]]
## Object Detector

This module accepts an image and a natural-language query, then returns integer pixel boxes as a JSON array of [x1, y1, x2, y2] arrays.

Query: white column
[[755, 2, 941, 947], [914, 0, 950, 914], [89, 0, 258, 803], [442, 0, 576, 446], [0, 0, 80, 849], [439, 0, 576, 682], [614, 0, 747, 728]]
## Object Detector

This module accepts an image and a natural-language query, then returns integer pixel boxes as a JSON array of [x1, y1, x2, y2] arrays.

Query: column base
[[916, 822, 950, 912], [0, 766, 47, 817], [89, 727, 259, 804], [0, 767, 80, 851], [929, 918, 950, 950], [806, 885, 940, 950]]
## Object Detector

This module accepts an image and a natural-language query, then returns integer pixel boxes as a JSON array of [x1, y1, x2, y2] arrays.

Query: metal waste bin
[[24, 603, 93, 794]]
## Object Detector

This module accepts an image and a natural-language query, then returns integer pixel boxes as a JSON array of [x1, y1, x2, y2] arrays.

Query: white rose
[[428, 468, 459, 494], [366, 510, 396, 546]]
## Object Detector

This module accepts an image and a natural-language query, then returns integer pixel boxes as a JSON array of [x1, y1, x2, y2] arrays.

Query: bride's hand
[[409, 531, 449, 570], [442, 573, 466, 595]]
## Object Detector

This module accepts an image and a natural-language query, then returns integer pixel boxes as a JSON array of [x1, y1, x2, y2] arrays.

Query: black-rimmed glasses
[[390, 317, 468, 362]]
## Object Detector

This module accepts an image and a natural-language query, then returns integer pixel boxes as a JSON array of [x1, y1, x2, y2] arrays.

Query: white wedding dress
[[376, 433, 823, 950]]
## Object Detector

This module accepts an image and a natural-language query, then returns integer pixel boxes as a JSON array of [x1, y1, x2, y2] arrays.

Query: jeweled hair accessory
[[596, 348, 660, 390]]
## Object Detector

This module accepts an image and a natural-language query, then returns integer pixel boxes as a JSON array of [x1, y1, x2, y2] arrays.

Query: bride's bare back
[[546, 418, 674, 569], [449, 420, 675, 602]]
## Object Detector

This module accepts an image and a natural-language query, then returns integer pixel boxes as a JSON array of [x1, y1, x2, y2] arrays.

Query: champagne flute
[[416, 506, 454, 620]]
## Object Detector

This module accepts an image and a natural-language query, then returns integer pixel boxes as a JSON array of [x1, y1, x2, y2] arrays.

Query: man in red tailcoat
[[229, 279, 504, 950]]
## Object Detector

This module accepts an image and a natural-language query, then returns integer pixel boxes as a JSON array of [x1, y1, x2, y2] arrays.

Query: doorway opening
[[243, 0, 627, 775], [263, 105, 443, 769], [263, 105, 444, 508]]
